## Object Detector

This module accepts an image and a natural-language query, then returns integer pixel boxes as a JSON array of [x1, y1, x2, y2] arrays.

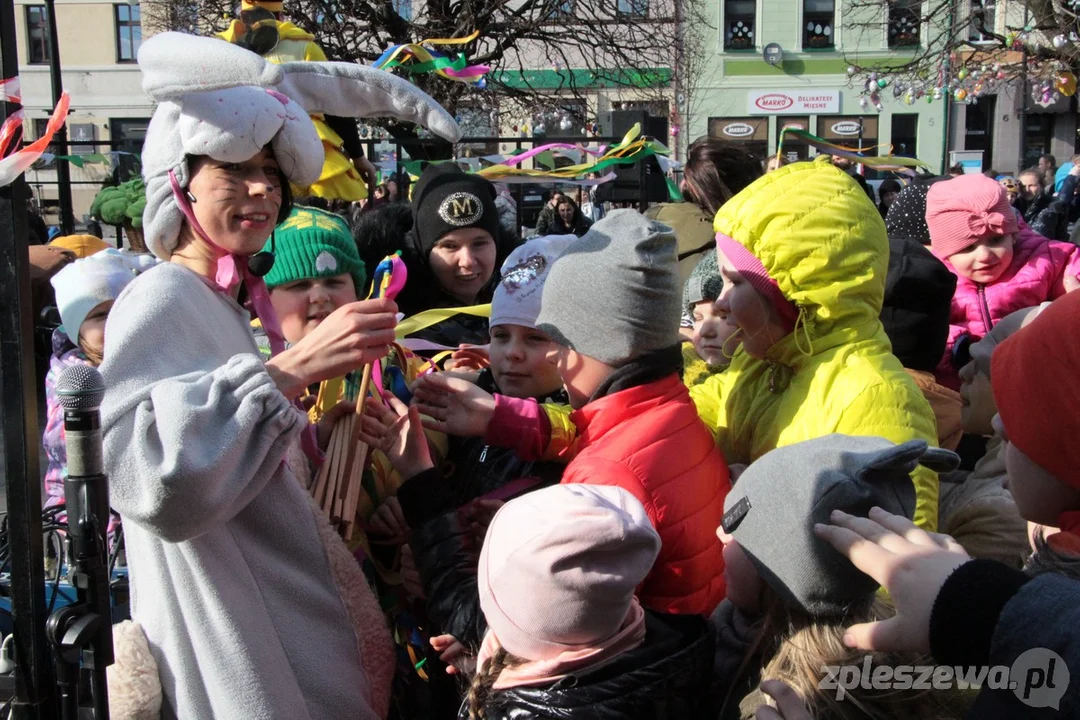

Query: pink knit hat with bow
[[477, 484, 660, 661], [926, 174, 1019, 258]]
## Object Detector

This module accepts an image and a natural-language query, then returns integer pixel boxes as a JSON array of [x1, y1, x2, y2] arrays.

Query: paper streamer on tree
[[373, 30, 490, 86], [0, 91, 69, 188], [777, 128, 929, 175]]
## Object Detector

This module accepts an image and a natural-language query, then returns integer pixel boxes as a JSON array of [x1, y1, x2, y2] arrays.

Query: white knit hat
[[137, 32, 461, 260], [489, 234, 578, 330], [51, 249, 159, 342]]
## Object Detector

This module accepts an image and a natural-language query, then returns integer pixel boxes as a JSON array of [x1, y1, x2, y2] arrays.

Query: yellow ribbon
[[394, 304, 492, 339]]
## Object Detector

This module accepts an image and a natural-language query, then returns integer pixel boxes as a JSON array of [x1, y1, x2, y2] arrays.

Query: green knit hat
[[264, 205, 367, 293]]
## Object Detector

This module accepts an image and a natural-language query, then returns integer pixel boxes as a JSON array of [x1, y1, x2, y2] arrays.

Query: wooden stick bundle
[[310, 364, 377, 539]]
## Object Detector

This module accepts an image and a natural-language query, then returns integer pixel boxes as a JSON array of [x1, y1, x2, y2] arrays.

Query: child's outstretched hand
[[412, 373, 496, 437], [358, 394, 434, 481], [814, 506, 971, 654], [430, 634, 475, 676], [444, 344, 490, 372]]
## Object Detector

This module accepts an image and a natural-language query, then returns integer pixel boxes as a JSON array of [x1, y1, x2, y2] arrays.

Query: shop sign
[[722, 122, 755, 137], [831, 120, 863, 136], [749, 90, 840, 114]]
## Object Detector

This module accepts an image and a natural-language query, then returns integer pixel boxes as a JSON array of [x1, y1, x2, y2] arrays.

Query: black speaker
[[596, 111, 670, 205]]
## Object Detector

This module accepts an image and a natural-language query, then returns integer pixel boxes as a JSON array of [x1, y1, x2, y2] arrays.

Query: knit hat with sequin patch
[[490, 234, 579, 331]]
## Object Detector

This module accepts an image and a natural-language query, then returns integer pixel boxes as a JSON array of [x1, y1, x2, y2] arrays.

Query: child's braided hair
[[466, 644, 524, 719]]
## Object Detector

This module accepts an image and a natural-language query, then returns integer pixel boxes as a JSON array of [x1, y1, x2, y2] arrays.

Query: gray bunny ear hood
[[138, 32, 461, 260]]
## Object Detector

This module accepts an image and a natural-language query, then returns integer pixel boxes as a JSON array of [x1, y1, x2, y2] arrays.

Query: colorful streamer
[[0, 91, 70, 188], [477, 123, 670, 183], [0, 77, 20, 103], [373, 30, 489, 86], [777, 128, 929, 175], [0, 109, 24, 160]]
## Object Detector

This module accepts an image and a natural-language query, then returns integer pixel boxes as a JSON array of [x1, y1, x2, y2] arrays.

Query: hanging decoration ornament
[[1056, 72, 1077, 97]]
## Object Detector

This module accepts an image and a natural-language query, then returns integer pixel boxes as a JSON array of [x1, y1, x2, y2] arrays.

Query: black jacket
[[460, 612, 716, 720], [400, 371, 568, 647]]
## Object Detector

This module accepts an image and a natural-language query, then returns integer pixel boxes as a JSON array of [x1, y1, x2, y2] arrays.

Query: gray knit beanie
[[535, 209, 680, 367], [721, 435, 959, 617], [683, 250, 723, 317]]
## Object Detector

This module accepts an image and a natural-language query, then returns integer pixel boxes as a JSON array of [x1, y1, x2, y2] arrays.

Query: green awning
[[494, 67, 672, 90]]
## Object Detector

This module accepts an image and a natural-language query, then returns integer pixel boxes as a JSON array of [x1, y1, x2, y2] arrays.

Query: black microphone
[[248, 230, 276, 277], [52, 365, 114, 720]]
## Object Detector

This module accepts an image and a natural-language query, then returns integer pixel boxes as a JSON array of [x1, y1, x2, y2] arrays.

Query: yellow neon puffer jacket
[[690, 158, 940, 530]]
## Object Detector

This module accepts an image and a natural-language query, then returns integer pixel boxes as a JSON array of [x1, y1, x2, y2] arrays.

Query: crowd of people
[[22, 26, 1080, 720]]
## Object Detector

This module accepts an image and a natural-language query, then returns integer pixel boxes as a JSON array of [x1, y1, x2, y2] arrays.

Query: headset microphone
[[248, 231, 276, 277]]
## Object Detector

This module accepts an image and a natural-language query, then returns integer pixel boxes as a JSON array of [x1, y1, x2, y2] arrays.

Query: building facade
[[689, 0, 949, 173], [12, 0, 152, 224]]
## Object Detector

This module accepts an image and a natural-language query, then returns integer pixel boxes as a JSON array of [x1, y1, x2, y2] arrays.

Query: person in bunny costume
[[98, 32, 460, 719]]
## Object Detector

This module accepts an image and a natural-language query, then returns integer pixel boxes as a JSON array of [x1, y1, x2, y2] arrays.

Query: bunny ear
[[138, 32, 282, 101], [276, 61, 462, 143]]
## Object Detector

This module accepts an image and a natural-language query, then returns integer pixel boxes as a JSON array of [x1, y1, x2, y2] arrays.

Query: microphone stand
[[47, 367, 114, 720]]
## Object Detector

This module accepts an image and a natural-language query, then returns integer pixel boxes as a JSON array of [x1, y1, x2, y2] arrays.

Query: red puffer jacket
[[562, 374, 730, 616]]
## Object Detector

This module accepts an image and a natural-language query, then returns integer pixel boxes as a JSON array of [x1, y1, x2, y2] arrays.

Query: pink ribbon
[[168, 170, 322, 464]]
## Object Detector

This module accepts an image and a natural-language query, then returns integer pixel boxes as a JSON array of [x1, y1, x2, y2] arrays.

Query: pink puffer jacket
[[935, 224, 1080, 389]]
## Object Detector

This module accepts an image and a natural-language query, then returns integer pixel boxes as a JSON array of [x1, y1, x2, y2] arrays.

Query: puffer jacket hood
[[696, 157, 940, 531], [713, 157, 888, 370], [462, 612, 715, 720]]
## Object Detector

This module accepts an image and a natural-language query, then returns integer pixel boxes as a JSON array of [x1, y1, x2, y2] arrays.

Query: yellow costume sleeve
[[303, 41, 328, 62]]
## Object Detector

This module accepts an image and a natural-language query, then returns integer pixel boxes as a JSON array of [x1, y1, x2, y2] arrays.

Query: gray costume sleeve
[[100, 266, 307, 543]]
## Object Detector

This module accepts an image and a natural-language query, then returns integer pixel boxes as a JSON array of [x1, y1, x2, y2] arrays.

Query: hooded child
[[938, 304, 1047, 568], [695, 158, 941, 532]]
